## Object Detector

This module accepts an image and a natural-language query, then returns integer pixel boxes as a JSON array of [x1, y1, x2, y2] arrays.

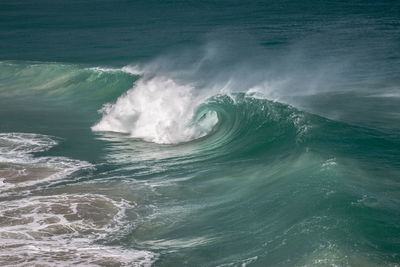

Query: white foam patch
[[0, 133, 93, 194], [0, 133, 58, 155], [0, 156, 93, 192], [88, 65, 144, 76], [92, 76, 218, 144], [89, 66, 120, 72], [121, 65, 145, 76], [216, 256, 259, 267], [0, 194, 157, 266], [321, 158, 337, 170]]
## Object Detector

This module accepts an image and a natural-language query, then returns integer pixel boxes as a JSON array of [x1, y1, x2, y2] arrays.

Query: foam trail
[[0, 194, 157, 266], [92, 76, 218, 144], [0, 133, 93, 194]]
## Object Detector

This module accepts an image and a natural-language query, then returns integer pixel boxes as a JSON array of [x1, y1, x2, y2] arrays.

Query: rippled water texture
[[1, 1, 400, 266]]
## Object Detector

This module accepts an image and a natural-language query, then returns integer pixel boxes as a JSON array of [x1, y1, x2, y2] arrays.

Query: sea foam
[[92, 75, 218, 144], [0, 133, 93, 195], [0, 194, 157, 266]]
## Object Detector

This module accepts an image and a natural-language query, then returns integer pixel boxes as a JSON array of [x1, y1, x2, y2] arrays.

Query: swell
[[0, 62, 364, 150], [0, 61, 309, 147], [1, 60, 399, 165]]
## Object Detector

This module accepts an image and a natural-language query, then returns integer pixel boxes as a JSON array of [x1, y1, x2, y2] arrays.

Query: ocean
[[1, 0, 400, 266]]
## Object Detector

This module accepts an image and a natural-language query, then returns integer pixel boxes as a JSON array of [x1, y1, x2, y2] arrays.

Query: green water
[[1, 1, 400, 266]]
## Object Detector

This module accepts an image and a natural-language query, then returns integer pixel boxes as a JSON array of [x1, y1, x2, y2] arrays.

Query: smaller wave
[[92, 76, 219, 144]]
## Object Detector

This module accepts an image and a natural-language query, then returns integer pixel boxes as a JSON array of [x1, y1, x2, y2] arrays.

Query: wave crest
[[92, 76, 219, 144]]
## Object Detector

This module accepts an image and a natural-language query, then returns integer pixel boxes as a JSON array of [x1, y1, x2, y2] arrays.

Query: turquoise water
[[1, 1, 400, 266]]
